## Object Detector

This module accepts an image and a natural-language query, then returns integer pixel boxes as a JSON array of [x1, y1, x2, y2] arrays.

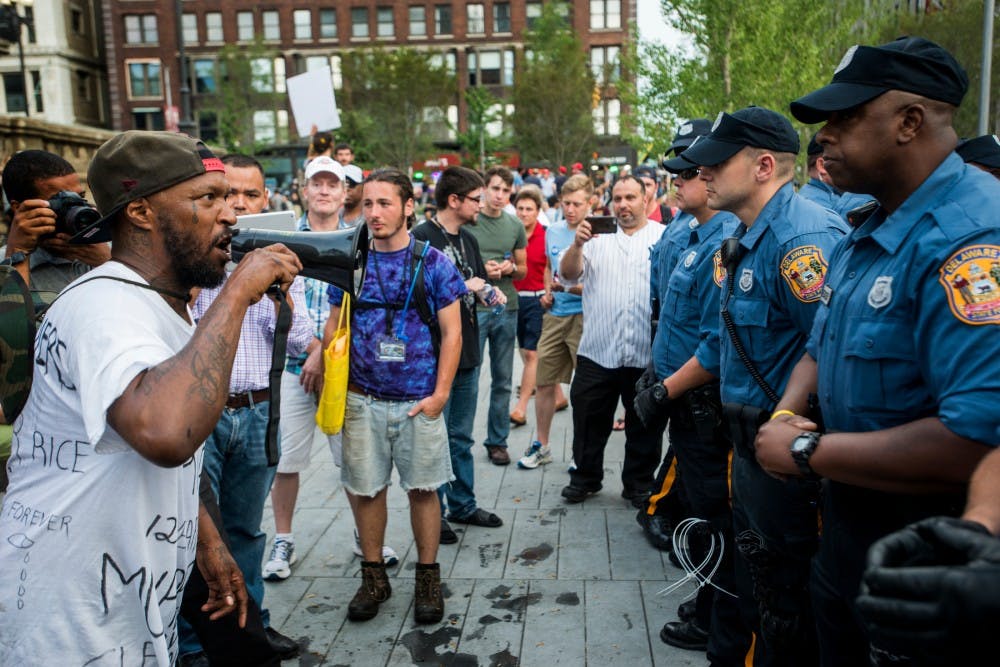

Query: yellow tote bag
[[316, 293, 350, 435]]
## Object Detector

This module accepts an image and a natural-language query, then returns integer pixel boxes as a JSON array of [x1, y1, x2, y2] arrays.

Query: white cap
[[343, 163, 364, 185], [304, 155, 345, 182]]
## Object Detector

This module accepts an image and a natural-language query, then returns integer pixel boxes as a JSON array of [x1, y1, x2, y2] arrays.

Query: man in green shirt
[[466, 166, 527, 465]]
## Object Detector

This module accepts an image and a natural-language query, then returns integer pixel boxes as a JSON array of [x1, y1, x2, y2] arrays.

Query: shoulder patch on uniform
[[779, 245, 828, 303], [938, 244, 1000, 325], [713, 249, 726, 288]]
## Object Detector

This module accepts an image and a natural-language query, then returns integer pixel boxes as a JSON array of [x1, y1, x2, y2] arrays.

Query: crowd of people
[[0, 34, 999, 667]]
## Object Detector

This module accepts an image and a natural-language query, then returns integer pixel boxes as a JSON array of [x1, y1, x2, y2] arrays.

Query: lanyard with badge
[[371, 239, 429, 362]]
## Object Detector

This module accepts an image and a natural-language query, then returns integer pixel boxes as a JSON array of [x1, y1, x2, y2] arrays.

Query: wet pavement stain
[[548, 507, 568, 517], [490, 592, 543, 622], [305, 602, 337, 614], [479, 614, 503, 625], [399, 626, 479, 666], [555, 592, 580, 606], [512, 543, 553, 565], [489, 647, 520, 667], [623, 612, 633, 630], [485, 584, 513, 600], [478, 542, 504, 567], [295, 636, 325, 667], [441, 582, 454, 599]]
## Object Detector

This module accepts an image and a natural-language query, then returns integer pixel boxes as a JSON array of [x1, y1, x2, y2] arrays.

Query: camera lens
[[64, 205, 102, 234]]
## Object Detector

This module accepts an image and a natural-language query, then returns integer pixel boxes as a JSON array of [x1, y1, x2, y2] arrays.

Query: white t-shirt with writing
[[0, 261, 203, 666]]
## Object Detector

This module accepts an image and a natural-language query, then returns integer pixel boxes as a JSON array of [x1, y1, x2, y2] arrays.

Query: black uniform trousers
[[667, 396, 752, 666], [568, 356, 663, 494]]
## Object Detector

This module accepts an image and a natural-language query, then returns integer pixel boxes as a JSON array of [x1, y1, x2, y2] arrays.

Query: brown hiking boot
[[414, 562, 444, 623], [348, 560, 391, 621]]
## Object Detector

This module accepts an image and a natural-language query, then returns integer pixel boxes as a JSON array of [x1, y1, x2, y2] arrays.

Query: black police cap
[[956, 135, 1000, 169], [667, 118, 713, 156], [807, 133, 823, 157], [662, 146, 700, 174], [679, 107, 800, 167], [790, 36, 969, 124]]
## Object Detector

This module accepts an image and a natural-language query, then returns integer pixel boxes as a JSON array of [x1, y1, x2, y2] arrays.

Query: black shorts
[[516, 295, 544, 350]]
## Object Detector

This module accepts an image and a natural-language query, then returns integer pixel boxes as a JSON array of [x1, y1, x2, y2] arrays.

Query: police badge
[[867, 276, 893, 309], [739, 268, 754, 292], [683, 250, 697, 268]]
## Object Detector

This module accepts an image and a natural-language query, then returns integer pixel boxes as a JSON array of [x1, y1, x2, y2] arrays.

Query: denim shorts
[[340, 390, 454, 496]]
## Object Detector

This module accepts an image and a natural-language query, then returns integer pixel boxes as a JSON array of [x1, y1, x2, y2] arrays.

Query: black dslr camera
[[48, 190, 101, 236]]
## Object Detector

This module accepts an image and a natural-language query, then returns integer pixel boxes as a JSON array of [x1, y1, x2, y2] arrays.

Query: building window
[[70, 7, 85, 36], [429, 50, 456, 76], [590, 0, 621, 30], [409, 6, 426, 37], [293, 9, 311, 40], [76, 70, 92, 102], [319, 9, 337, 39], [479, 50, 500, 85], [593, 98, 621, 136], [467, 51, 476, 85], [331, 55, 343, 89], [181, 14, 198, 45], [590, 45, 620, 84], [3, 72, 25, 113], [305, 55, 328, 73], [123, 14, 158, 44], [23, 6, 35, 43], [253, 110, 288, 144], [376, 7, 394, 38], [192, 59, 216, 94], [503, 48, 514, 86], [435, 5, 452, 36], [251, 58, 286, 93], [493, 2, 511, 33], [262, 10, 280, 40], [351, 7, 369, 38], [31, 70, 42, 112], [526, 2, 542, 29], [206, 12, 223, 42], [132, 109, 165, 131], [198, 111, 218, 143], [236, 12, 253, 41], [126, 60, 163, 99], [466, 4, 484, 35]]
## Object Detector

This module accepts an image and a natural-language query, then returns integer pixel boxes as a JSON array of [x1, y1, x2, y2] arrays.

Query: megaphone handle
[[264, 287, 291, 467]]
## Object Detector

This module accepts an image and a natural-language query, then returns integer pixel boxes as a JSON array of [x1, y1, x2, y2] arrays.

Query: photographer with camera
[[1, 150, 109, 290]]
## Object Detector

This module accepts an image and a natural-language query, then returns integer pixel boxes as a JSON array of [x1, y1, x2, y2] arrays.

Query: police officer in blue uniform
[[957, 134, 1000, 180], [799, 134, 873, 219], [756, 36, 1000, 666], [633, 141, 751, 661], [680, 106, 848, 666], [636, 119, 716, 553]]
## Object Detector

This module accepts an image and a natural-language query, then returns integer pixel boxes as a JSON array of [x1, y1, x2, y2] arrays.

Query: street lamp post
[[174, 0, 196, 135]]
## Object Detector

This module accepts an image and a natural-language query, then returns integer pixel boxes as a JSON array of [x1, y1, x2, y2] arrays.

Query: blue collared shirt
[[649, 211, 696, 309], [808, 153, 1000, 445], [652, 211, 738, 379], [798, 178, 839, 210], [704, 182, 848, 409]]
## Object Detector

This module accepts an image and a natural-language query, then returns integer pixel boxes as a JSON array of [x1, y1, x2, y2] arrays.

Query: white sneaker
[[518, 441, 552, 469], [352, 528, 399, 566], [262, 537, 296, 581]]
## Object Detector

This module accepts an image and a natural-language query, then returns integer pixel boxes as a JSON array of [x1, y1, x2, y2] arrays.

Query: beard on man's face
[[162, 216, 230, 289]]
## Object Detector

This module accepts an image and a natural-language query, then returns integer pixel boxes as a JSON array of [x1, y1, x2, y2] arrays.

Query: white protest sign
[[286, 66, 341, 135]]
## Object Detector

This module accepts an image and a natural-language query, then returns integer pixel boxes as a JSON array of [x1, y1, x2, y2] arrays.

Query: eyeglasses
[[460, 193, 483, 204], [676, 168, 700, 181]]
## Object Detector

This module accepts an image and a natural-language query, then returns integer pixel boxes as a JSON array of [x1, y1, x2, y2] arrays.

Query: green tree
[[510, 2, 595, 166], [213, 39, 284, 154], [870, 0, 998, 136], [456, 87, 508, 171], [621, 0, 882, 159], [338, 48, 456, 169]]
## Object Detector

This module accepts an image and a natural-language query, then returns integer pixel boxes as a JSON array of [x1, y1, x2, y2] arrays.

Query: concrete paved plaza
[[264, 357, 711, 667]]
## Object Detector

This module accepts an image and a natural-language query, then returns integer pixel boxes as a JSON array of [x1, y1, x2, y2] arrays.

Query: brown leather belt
[[226, 388, 269, 409]]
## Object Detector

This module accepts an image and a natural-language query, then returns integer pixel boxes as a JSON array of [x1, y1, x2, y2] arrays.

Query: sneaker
[[518, 441, 552, 469], [262, 537, 296, 581], [352, 528, 400, 567]]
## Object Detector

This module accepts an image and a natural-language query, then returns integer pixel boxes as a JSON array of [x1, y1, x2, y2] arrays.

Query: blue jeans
[[438, 366, 480, 519], [476, 308, 517, 449], [180, 400, 277, 656]]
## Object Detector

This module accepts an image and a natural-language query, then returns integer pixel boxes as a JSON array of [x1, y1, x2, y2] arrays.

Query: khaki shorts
[[535, 312, 583, 386]]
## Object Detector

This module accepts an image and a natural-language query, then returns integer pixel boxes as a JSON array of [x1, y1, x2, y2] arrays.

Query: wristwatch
[[651, 383, 669, 404], [789, 432, 821, 479]]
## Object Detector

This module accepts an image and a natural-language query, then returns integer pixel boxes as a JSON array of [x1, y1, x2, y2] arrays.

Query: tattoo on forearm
[[189, 332, 231, 405]]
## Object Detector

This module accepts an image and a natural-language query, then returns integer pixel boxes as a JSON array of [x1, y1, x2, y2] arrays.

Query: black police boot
[[264, 627, 300, 659], [677, 598, 697, 623], [660, 619, 709, 651], [635, 509, 674, 552]]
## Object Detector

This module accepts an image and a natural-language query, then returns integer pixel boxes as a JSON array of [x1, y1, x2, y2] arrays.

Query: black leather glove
[[856, 516, 1000, 666], [632, 382, 670, 430], [635, 365, 658, 394]]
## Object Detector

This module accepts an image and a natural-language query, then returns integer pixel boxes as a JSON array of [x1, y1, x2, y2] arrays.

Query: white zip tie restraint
[[658, 518, 737, 599]]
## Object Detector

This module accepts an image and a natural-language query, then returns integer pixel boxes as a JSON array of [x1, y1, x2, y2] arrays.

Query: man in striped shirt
[[558, 175, 666, 505]]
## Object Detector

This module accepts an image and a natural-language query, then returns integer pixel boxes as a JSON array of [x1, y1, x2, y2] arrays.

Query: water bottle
[[478, 285, 505, 316]]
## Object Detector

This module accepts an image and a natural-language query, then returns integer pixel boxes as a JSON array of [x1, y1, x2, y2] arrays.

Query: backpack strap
[[409, 239, 441, 357]]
